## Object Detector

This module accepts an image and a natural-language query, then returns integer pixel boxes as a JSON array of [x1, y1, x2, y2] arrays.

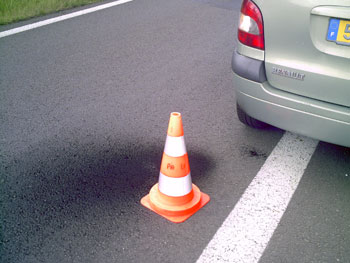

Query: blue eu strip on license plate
[[327, 18, 350, 45], [327, 18, 340, 42]]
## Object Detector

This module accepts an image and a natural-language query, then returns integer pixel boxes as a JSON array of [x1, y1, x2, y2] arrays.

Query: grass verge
[[0, 0, 105, 25]]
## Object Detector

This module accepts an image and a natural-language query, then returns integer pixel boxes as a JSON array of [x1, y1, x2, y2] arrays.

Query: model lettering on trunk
[[272, 67, 305, 81]]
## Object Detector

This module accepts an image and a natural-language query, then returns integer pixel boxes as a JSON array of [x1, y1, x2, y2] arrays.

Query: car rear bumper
[[232, 51, 350, 147]]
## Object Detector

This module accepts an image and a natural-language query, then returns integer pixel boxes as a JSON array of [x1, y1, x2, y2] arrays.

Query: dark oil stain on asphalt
[[240, 145, 268, 160], [0, 135, 215, 262]]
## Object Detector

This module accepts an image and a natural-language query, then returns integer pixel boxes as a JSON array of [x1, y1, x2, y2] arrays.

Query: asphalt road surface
[[1, 0, 350, 262]]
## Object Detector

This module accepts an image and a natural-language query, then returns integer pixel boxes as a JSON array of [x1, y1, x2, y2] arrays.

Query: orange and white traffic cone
[[141, 112, 210, 223]]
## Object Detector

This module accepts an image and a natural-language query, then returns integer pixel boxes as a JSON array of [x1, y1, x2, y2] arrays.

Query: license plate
[[327, 18, 350, 46]]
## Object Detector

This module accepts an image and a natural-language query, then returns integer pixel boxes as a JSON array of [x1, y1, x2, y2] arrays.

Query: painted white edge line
[[196, 132, 318, 263], [0, 0, 133, 38]]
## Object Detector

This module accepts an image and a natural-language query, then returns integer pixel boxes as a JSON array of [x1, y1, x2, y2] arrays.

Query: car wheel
[[236, 103, 268, 129]]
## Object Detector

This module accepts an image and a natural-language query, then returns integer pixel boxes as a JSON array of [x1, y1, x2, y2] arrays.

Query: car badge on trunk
[[272, 67, 305, 81]]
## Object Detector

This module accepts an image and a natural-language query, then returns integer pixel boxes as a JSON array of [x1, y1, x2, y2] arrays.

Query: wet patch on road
[[240, 145, 268, 160]]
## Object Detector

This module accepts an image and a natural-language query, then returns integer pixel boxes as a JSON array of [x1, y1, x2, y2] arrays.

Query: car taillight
[[238, 0, 264, 50]]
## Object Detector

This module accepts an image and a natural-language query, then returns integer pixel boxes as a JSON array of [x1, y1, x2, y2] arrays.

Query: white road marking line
[[0, 0, 133, 38], [197, 132, 318, 263]]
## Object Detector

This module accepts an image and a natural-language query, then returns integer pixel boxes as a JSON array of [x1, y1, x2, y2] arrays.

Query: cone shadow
[[1, 135, 215, 261]]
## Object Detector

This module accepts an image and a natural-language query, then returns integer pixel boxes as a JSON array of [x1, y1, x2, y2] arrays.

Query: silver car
[[232, 0, 350, 147]]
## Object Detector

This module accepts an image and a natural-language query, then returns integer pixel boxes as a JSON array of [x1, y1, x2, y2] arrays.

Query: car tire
[[236, 103, 268, 129]]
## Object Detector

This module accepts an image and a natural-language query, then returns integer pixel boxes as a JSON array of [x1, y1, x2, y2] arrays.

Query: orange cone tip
[[167, 112, 184, 137]]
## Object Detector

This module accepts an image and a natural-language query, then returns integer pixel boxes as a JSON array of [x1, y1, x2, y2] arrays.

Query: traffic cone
[[141, 112, 210, 223]]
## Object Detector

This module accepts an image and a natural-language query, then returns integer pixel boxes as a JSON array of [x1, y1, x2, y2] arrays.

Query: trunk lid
[[261, 0, 350, 107]]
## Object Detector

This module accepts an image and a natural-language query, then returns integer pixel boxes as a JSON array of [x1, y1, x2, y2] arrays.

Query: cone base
[[141, 185, 210, 223]]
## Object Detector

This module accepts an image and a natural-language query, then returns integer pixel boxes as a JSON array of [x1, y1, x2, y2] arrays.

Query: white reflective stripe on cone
[[158, 172, 192, 197], [164, 135, 187, 157]]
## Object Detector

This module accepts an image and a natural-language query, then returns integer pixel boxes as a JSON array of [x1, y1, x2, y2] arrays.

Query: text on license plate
[[327, 18, 350, 46]]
